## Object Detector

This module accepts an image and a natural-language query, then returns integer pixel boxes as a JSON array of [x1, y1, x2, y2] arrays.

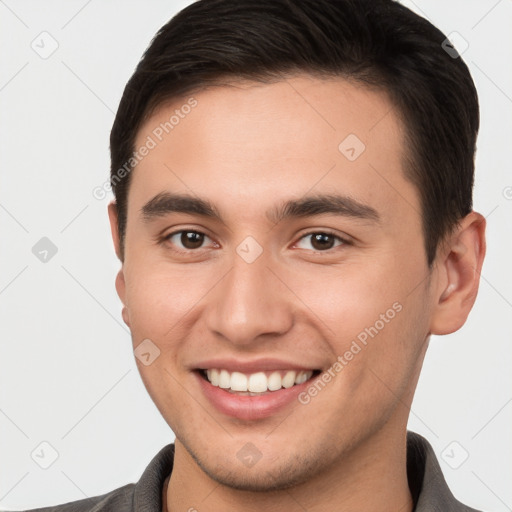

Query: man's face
[[114, 75, 437, 490]]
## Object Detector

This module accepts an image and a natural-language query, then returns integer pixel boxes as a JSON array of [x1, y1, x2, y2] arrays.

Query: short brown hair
[[110, 0, 479, 265]]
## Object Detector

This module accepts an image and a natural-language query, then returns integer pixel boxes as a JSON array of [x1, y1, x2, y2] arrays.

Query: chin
[[199, 460, 312, 492], [186, 440, 330, 492]]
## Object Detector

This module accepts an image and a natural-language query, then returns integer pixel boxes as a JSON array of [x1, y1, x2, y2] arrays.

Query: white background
[[0, 0, 510, 510]]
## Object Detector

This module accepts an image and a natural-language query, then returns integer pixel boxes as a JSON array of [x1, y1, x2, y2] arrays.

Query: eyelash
[[161, 229, 350, 254]]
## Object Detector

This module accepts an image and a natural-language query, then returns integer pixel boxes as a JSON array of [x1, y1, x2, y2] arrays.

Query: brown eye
[[311, 233, 335, 250], [181, 231, 204, 249], [295, 232, 346, 251], [166, 230, 209, 250]]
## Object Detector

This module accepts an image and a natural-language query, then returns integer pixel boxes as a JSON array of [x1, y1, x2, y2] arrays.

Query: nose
[[204, 251, 294, 346]]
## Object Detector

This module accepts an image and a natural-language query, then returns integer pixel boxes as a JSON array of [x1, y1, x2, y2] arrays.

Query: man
[[13, 0, 486, 510]]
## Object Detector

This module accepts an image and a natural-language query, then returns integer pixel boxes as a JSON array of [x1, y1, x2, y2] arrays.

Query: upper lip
[[194, 358, 320, 373]]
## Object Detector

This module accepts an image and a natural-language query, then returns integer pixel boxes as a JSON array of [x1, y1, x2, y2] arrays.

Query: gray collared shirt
[[5, 431, 483, 511]]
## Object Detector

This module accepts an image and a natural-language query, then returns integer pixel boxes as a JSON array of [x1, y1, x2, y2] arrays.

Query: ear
[[108, 201, 122, 261], [108, 201, 130, 327], [430, 211, 486, 335]]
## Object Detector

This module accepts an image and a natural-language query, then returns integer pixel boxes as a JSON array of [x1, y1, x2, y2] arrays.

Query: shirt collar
[[407, 431, 480, 511], [132, 432, 479, 511]]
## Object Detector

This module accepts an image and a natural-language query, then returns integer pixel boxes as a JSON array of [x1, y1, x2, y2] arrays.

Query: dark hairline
[[110, 0, 479, 268], [120, 72, 432, 260]]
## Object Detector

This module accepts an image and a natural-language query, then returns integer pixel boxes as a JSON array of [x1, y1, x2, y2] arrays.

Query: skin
[[108, 75, 486, 512]]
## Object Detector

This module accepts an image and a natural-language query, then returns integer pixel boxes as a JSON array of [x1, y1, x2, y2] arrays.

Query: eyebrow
[[141, 192, 380, 225]]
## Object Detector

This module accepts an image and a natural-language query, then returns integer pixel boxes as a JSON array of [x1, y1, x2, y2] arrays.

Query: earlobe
[[430, 212, 486, 335], [108, 201, 130, 328], [115, 270, 130, 328]]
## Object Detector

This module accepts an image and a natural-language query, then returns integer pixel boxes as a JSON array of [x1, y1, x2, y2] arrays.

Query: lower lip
[[195, 371, 313, 421]]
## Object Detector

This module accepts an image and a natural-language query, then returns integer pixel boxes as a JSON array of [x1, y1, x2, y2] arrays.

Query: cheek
[[288, 257, 429, 384], [123, 264, 209, 339], [286, 259, 405, 338], [122, 259, 243, 386]]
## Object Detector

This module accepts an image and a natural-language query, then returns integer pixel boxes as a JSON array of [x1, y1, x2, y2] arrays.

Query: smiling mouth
[[198, 368, 321, 395]]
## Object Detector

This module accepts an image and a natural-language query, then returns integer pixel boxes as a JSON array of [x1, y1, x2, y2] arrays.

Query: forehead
[[129, 75, 417, 226]]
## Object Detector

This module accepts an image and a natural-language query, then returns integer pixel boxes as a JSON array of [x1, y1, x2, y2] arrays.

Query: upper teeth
[[205, 369, 313, 392]]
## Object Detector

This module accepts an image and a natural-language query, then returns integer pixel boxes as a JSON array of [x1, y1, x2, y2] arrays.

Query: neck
[[165, 425, 413, 512]]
